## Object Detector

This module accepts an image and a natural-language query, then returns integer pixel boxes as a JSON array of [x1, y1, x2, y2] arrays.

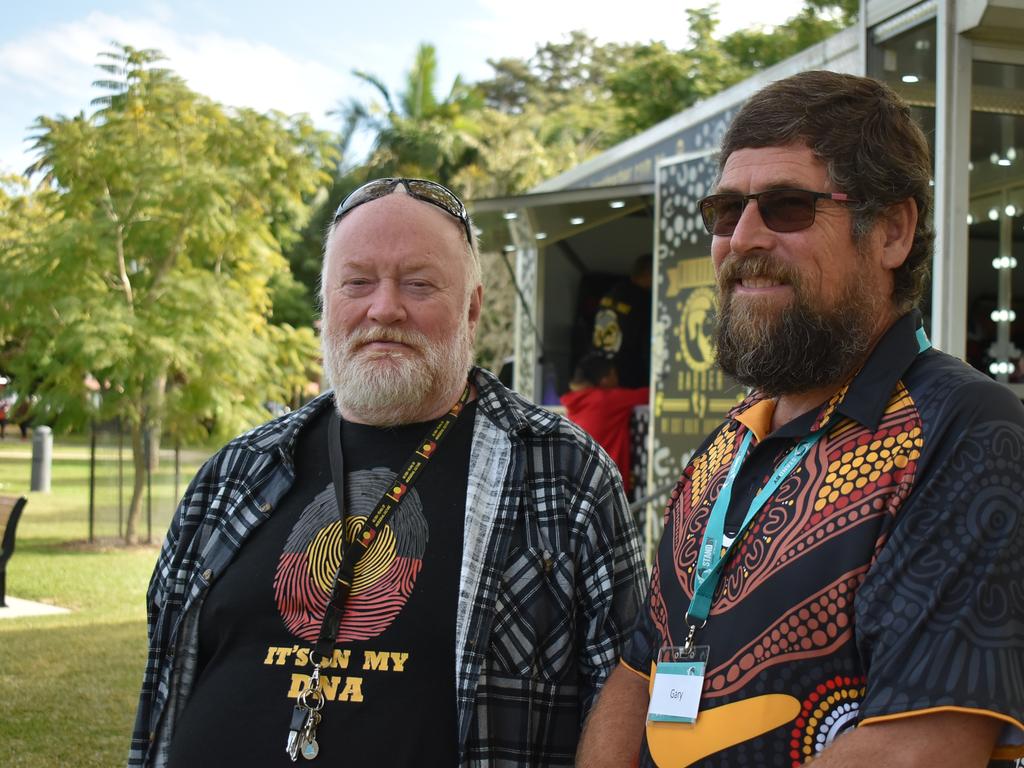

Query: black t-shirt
[[591, 278, 651, 388], [167, 401, 475, 767]]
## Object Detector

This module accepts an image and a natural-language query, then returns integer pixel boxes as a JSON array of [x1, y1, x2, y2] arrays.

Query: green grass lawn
[[0, 436, 209, 767]]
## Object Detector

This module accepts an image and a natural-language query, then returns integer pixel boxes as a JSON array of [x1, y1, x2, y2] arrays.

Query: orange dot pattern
[[789, 675, 866, 765], [813, 425, 922, 514], [688, 424, 739, 509], [712, 384, 923, 607], [704, 568, 865, 698]]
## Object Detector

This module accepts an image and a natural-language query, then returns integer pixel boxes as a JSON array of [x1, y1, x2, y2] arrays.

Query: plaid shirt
[[129, 367, 647, 767]]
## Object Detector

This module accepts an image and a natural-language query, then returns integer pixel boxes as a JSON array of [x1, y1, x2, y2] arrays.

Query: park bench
[[0, 495, 27, 607]]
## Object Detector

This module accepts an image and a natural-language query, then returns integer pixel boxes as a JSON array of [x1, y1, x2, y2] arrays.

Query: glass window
[[868, 19, 938, 319], [966, 60, 1024, 382]]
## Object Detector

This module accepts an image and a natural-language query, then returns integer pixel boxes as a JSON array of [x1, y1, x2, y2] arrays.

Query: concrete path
[[0, 595, 71, 619]]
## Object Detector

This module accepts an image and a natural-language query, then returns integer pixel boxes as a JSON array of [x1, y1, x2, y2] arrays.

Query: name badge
[[647, 646, 709, 724]]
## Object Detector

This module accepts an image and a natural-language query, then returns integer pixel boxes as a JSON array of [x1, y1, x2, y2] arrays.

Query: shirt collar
[[831, 309, 924, 432]]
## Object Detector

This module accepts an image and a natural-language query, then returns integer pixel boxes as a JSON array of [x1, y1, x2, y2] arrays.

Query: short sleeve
[[855, 406, 1024, 756], [621, 587, 658, 679]]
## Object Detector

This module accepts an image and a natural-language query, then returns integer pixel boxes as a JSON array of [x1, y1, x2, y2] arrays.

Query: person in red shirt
[[560, 353, 648, 494]]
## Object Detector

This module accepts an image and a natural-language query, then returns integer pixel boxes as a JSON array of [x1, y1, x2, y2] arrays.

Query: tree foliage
[[341, 42, 484, 186], [5, 45, 334, 542]]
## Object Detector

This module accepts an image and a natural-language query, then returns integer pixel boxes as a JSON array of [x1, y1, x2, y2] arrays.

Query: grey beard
[[322, 323, 474, 427], [713, 289, 877, 397]]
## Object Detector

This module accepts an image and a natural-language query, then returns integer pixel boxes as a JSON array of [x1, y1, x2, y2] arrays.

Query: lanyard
[[683, 325, 932, 646], [687, 428, 824, 629], [313, 383, 471, 663], [285, 383, 472, 762]]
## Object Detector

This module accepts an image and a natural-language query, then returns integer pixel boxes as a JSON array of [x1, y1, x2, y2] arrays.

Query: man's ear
[[879, 198, 918, 270], [467, 284, 483, 334]]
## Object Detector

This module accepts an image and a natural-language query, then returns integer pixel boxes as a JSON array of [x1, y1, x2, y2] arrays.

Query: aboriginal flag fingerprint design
[[274, 468, 428, 642]]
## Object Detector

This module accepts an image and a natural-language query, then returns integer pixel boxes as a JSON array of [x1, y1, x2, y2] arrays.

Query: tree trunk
[[124, 421, 146, 545], [123, 373, 168, 544]]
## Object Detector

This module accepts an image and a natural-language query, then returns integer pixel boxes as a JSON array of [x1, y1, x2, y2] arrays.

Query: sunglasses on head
[[333, 177, 473, 245], [698, 188, 858, 237]]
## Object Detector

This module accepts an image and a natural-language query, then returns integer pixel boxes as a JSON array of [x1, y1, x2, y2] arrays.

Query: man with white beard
[[130, 178, 647, 768]]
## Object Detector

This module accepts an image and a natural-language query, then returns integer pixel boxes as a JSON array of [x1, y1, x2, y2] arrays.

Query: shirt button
[[202, 568, 213, 581], [542, 550, 553, 573], [259, 502, 272, 513]]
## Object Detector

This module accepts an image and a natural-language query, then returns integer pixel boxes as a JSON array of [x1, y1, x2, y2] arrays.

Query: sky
[[0, 0, 807, 175]]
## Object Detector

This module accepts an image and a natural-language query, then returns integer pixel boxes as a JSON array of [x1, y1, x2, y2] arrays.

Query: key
[[286, 704, 310, 762], [301, 710, 321, 761]]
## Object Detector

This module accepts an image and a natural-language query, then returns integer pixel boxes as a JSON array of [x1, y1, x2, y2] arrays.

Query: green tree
[[9, 45, 334, 543], [343, 42, 483, 186], [720, 0, 857, 72]]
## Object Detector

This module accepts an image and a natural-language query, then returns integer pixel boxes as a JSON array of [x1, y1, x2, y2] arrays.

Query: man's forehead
[[331, 192, 465, 248], [716, 144, 829, 192]]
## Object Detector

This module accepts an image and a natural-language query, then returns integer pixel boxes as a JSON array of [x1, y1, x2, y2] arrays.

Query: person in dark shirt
[[577, 71, 1024, 768], [130, 179, 647, 768], [590, 254, 652, 388], [561, 353, 648, 494]]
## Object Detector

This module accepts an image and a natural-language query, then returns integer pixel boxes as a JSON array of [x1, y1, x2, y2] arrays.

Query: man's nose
[[366, 280, 407, 325], [728, 199, 775, 253]]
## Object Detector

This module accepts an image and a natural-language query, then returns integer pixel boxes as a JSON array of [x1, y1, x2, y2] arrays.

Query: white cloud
[[170, 34, 349, 119], [0, 10, 353, 172]]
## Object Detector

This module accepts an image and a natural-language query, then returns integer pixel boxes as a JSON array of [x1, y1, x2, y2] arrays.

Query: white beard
[[322, 319, 474, 427]]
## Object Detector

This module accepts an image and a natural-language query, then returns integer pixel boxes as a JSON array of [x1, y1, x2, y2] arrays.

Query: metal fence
[[82, 425, 210, 542]]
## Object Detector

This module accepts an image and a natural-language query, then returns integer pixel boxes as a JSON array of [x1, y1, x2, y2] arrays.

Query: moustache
[[717, 253, 799, 292], [346, 327, 428, 352]]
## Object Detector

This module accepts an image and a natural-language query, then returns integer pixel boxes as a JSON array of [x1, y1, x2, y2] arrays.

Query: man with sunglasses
[[130, 178, 646, 767], [578, 71, 1024, 768]]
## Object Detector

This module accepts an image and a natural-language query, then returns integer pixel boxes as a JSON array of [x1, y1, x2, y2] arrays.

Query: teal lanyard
[[687, 428, 824, 625], [685, 325, 932, 629]]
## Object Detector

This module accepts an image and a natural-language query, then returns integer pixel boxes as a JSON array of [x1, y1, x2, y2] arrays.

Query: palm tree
[[336, 43, 483, 187]]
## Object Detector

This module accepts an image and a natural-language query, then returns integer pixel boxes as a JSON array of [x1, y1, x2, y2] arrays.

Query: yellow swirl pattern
[[307, 516, 397, 596]]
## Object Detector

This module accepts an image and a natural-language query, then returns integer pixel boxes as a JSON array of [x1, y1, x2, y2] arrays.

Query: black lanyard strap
[[312, 382, 472, 664]]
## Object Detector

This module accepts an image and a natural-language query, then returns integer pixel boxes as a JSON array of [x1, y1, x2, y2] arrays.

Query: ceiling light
[[989, 208, 1000, 221], [901, 74, 920, 83], [609, 200, 626, 209], [990, 361, 1014, 375], [1006, 205, 1018, 217], [535, 232, 547, 240], [967, 214, 974, 225], [503, 244, 516, 253], [569, 216, 585, 226], [991, 153, 1001, 164], [998, 158, 1012, 167], [472, 226, 483, 237], [968, 162, 974, 171], [1008, 147, 1018, 161], [503, 212, 518, 220]]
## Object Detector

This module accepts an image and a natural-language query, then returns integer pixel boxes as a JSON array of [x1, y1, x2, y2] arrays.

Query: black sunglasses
[[698, 188, 858, 237], [333, 178, 473, 245]]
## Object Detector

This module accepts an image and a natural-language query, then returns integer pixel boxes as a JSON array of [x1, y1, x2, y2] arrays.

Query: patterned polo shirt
[[624, 311, 1024, 767]]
